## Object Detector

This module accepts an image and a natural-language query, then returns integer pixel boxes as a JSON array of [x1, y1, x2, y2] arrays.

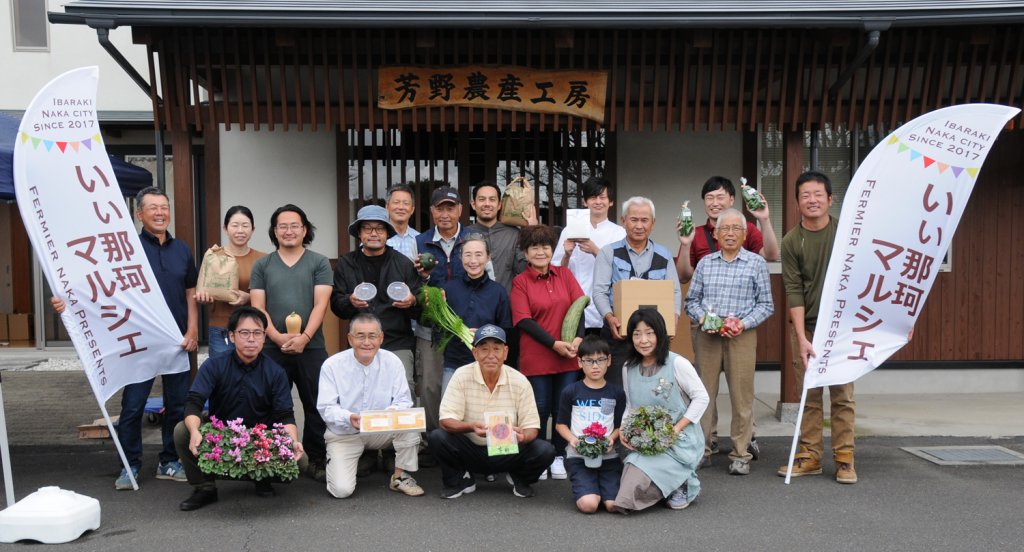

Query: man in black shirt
[[331, 204, 421, 392], [174, 307, 303, 511]]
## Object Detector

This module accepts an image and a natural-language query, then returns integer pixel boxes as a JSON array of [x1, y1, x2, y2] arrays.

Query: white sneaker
[[538, 468, 548, 480], [549, 456, 567, 480]]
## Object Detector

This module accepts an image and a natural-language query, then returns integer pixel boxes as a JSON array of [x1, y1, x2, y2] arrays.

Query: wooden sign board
[[378, 65, 608, 124]]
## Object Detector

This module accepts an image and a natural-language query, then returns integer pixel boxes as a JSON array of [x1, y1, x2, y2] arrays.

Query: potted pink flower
[[197, 416, 300, 481], [575, 421, 611, 468]]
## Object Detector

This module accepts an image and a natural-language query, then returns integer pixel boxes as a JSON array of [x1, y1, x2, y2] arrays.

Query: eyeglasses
[[227, 222, 252, 229], [580, 356, 609, 366], [233, 330, 265, 340], [361, 225, 388, 235], [717, 225, 745, 234], [350, 332, 381, 342], [276, 223, 303, 232]]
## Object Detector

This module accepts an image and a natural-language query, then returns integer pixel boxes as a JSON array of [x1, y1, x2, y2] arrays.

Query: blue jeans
[[528, 371, 579, 457], [207, 326, 234, 358], [118, 370, 190, 470], [441, 366, 457, 398]]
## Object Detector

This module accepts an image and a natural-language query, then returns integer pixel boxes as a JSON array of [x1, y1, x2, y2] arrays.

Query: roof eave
[[48, 9, 1024, 30]]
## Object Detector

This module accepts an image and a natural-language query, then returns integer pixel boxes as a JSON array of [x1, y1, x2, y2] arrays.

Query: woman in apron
[[614, 309, 709, 512]]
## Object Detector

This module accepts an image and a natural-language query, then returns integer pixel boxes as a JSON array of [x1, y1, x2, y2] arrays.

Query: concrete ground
[[0, 350, 1022, 550]]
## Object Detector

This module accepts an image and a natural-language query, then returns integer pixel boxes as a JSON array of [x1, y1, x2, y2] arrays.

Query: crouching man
[[317, 313, 424, 498], [428, 325, 555, 499], [175, 306, 304, 511]]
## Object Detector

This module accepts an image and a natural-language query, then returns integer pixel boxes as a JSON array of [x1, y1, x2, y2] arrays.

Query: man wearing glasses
[[684, 208, 774, 477], [331, 204, 421, 397], [175, 306, 303, 510], [250, 204, 333, 482]]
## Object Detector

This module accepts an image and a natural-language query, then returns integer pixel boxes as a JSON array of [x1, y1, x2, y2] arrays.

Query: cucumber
[[561, 296, 591, 342]]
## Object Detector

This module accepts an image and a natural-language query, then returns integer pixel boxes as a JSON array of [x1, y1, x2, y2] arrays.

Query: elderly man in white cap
[[428, 324, 555, 499]]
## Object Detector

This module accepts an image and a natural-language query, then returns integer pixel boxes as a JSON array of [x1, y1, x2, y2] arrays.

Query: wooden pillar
[[779, 128, 805, 412], [169, 128, 197, 380], [202, 128, 221, 251], [337, 129, 351, 257], [169, 129, 196, 253], [458, 131, 472, 226]]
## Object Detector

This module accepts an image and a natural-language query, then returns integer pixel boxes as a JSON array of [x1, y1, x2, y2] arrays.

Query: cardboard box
[[77, 417, 117, 439], [612, 279, 677, 336], [0, 315, 8, 341], [7, 314, 32, 341]]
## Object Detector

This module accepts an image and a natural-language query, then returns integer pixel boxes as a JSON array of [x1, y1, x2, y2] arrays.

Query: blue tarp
[[0, 113, 153, 200]]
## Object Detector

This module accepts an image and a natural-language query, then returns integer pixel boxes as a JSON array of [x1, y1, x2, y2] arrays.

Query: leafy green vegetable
[[418, 285, 475, 352]]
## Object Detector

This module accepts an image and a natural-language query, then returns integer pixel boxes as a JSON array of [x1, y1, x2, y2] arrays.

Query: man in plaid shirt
[[684, 208, 774, 476]]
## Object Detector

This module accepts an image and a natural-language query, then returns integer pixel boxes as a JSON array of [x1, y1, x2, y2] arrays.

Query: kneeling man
[[176, 306, 304, 511], [429, 325, 555, 499], [317, 313, 424, 498]]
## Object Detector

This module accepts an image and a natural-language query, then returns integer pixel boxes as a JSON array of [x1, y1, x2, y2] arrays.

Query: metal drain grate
[[902, 445, 1024, 466]]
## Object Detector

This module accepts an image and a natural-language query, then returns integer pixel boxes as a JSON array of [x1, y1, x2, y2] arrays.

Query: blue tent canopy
[[0, 113, 153, 201]]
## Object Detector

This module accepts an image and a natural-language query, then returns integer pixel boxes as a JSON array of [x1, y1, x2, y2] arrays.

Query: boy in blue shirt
[[555, 335, 627, 513]]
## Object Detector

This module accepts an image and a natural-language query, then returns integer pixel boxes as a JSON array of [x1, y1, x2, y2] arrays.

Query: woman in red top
[[510, 225, 585, 480]]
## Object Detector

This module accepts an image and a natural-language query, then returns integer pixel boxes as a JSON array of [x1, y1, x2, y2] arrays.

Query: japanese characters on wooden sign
[[378, 65, 608, 124]]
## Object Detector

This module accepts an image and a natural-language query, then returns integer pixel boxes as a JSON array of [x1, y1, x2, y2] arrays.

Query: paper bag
[[197, 245, 239, 302], [499, 176, 535, 227]]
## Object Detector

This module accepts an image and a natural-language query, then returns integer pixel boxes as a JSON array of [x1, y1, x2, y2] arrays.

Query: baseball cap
[[430, 186, 461, 207], [473, 324, 507, 346]]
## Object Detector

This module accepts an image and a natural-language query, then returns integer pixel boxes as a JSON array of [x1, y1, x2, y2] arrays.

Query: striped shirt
[[439, 361, 541, 446], [684, 248, 774, 330]]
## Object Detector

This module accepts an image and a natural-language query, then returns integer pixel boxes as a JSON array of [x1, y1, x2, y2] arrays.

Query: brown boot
[[834, 452, 858, 484], [776, 452, 822, 477]]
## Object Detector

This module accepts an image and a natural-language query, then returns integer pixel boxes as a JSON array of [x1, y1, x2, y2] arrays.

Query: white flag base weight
[[0, 486, 100, 544]]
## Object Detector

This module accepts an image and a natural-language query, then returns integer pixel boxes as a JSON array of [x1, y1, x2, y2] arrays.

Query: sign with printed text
[[485, 411, 519, 456], [806, 104, 1020, 389], [358, 408, 426, 433], [14, 66, 188, 402], [378, 65, 608, 124]]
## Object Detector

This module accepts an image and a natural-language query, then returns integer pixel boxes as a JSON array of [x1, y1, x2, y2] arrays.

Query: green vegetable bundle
[[419, 285, 475, 352], [701, 310, 724, 333], [740, 177, 765, 211], [678, 201, 694, 237]]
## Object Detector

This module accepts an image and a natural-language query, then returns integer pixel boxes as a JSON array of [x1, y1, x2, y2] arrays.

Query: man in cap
[[414, 186, 471, 433], [428, 324, 555, 499], [332, 204, 421, 393]]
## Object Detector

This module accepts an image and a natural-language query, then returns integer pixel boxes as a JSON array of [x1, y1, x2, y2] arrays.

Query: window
[[12, 0, 49, 51], [759, 123, 950, 271]]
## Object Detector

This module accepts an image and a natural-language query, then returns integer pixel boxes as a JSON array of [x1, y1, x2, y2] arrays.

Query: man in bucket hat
[[331, 204, 421, 394], [428, 325, 555, 499]]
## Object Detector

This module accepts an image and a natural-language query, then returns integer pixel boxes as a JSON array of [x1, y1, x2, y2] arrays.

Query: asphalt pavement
[[1, 435, 1022, 552], [0, 353, 1022, 551]]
